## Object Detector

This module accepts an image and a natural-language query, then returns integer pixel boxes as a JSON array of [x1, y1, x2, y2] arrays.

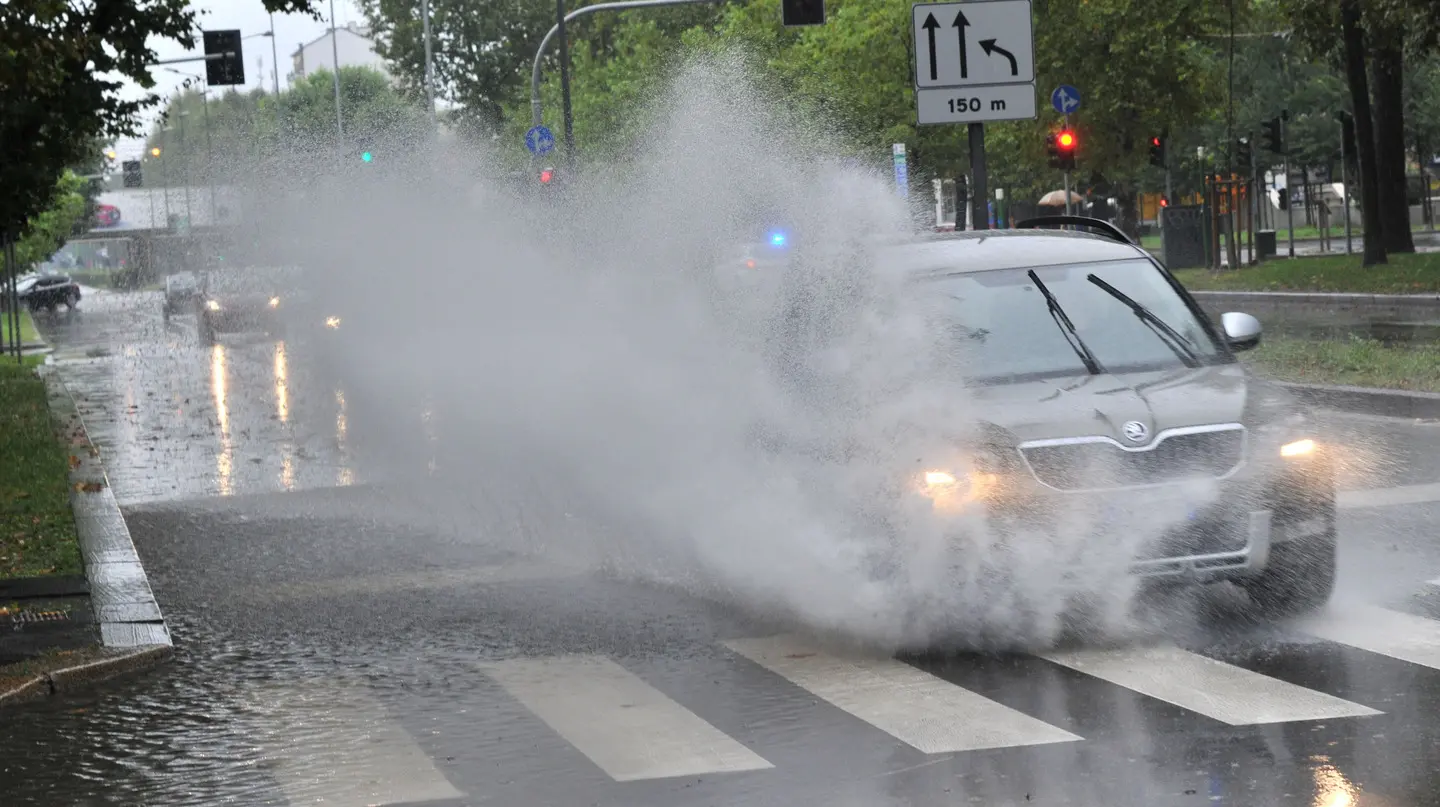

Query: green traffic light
[[361, 151, 373, 163]]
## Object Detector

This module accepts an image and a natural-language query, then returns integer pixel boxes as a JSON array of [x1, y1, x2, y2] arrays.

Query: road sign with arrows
[[911, 0, 1036, 125]]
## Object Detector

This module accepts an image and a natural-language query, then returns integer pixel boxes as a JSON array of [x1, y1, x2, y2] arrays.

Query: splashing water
[[240, 49, 1215, 653]]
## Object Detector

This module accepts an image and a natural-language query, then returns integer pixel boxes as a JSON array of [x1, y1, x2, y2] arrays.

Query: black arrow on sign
[[954, 10, 970, 79], [979, 39, 1018, 76], [922, 13, 940, 81]]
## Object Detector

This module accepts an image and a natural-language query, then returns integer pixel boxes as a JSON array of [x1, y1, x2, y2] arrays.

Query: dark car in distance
[[196, 267, 296, 345], [162, 271, 203, 322]]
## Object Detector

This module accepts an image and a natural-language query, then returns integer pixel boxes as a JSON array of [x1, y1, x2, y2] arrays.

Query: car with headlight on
[[196, 267, 297, 345], [765, 216, 1335, 619]]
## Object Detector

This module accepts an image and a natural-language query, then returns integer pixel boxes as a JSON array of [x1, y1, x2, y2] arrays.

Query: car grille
[[1019, 427, 1245, 491]]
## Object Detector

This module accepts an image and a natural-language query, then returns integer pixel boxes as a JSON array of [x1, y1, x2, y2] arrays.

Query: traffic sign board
[[525, 125, 556, 156], [912, 1, 1034, 89], [916, 84, 1037, 125], [1050, 84, 1081, 115]]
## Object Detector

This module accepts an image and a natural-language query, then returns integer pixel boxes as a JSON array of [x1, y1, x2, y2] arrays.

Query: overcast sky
[[113, 0, 366, 159]]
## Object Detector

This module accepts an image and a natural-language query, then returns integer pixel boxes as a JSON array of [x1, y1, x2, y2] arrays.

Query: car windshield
[[204, 267, 298, 295], [921, 258, 1224, 382]]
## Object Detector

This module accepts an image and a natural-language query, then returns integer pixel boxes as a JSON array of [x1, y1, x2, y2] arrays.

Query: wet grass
[[1244, 334, 1440, 393], [0, 363, 82, 579], [1172, 251, 1440, 294], [0, 310, 40, 346]]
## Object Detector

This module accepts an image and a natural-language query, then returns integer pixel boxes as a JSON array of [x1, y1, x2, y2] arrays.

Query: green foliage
[[0, 0, 330, 251], [359, 0, 557, 132], [139, 67, 429, 181], [0, 173, 88, 275]]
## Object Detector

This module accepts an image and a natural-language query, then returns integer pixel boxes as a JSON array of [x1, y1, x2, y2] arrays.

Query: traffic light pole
[[1283, 118, 1294, 258], [1062, 113, 1073, 216]]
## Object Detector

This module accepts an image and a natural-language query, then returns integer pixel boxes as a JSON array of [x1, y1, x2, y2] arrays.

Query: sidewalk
[[0, 327, 170, 708]]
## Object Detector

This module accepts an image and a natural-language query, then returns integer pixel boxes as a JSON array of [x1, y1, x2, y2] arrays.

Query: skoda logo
[[1122, 421, 1150, 443]]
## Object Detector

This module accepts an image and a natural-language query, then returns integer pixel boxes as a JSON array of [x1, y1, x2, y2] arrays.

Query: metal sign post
[[912, 0, 1037, 232]]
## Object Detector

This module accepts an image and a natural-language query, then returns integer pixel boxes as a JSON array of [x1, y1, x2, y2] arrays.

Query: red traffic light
[[1057, 130, 1076, 150], [540, 168, 554, 184]]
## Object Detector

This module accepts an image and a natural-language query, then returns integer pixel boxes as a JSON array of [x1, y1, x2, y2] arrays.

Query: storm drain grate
[[5, 610, 73, 624]]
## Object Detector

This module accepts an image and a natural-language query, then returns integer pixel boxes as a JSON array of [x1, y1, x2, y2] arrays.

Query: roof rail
[[1014, 215, 1135, 246]]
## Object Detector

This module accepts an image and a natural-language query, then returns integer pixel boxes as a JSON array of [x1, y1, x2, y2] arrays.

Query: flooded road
[[6, 290, 1440, 805]]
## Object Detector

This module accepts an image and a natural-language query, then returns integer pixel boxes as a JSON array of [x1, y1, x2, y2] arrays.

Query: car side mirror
[[1221, 311, 1262, 352]]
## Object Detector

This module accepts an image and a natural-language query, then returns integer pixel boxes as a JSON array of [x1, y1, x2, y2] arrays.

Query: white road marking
[[481, 654, 773, 782], [1428, 578, 1440, 588], [1338, 481, 1440, 510], [1038, 645, 1382, 726], [1301, 605, 1440, 672], [723, 635, 1081, 754], [252, 684, 464, 807]]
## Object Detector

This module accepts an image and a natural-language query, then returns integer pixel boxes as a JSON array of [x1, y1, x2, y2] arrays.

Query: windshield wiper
[[1027, 269, 1103, 375], [1085, 274, 1201, 368]]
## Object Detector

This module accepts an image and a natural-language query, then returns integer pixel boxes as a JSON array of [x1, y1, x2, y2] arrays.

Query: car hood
[[965, 363, 1288, 446]]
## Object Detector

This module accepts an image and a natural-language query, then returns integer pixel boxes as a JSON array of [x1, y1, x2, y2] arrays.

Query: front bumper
[[1128, 509, 1271, 581]]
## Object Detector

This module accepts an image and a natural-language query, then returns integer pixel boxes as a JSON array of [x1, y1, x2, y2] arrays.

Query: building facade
[[290, 23, 389, 82]]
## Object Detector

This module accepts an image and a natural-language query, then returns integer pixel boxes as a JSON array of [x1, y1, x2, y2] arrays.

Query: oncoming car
[[756, 217, 1335, 618], [196, 267, 297, 345]]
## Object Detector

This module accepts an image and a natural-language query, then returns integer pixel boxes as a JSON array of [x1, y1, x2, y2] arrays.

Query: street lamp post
[[329, 0, 344, 151], [422, 0, 436, 122], [178, 109, 193, 228]]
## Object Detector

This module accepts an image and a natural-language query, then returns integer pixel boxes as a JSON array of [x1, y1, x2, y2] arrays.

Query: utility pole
[[270, 14, 283, 134], [422, 0, 436, 122], [329, 0, 344, 150], [1282, 113, 1294, 258]]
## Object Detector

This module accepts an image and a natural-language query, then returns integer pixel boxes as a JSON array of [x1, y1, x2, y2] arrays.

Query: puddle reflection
[[211, 343, 233, 496]]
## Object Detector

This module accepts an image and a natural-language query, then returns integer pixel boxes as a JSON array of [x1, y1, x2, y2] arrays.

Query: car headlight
[[269, 297, 281, 309], [1280, 438, 1316, 458], [324, 316, 342, 329], [919, 466, 1002, 511], [205, 300, 221, 311]]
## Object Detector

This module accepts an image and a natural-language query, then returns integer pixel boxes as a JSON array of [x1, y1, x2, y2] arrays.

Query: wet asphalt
[[4, 290, 1440, 806]]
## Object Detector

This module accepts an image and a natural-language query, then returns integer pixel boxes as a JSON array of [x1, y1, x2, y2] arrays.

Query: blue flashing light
[[769, 231, 787, 247]]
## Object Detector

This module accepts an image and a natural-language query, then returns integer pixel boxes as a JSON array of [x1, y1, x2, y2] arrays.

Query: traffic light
[[1236, 137, 1253, 167], [1261, 116, 1284, 155], [1055, 128, 1077, 171], [150, 146, 161, 158], [540, 166, 556, 185], [105, 149, 118, 161], [203, 29, 245, 86], [1148, 135, 1166, 168], [122, 160, 143, 188], [782, 0, 825, 26], [955, 174, 969, 206]]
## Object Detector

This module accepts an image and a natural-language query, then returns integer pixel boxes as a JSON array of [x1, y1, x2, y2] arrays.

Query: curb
[[1190, 290, 1440, 318], [0, 644, 173, 709], [41, 368, 173, 650], [1277, 380, 1440, 420]]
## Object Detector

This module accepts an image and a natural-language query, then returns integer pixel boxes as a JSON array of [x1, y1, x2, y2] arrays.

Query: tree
[[0, 173, 88, 274], [0, 0, 330, 251], [139, 67, 429, 183], [358, 0, 556, 133]]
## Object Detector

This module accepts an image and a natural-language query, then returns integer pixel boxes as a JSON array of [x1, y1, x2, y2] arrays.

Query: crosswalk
[[227, 603, 1440, 806]]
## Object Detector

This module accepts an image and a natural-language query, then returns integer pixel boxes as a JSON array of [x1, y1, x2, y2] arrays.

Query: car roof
[[736, 229, 1151, 277], [883, 229, 1150, 277]]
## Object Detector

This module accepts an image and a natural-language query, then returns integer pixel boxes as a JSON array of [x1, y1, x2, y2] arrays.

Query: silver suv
[[741, 217, 1335, 618]]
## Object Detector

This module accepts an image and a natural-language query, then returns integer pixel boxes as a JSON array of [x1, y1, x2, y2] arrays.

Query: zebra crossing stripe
[[252, 684, 464, 807], [481, 654, 773, 782], [723, 635, 1082, 753], [1301, 605, 1440, 672], [1037, 645, 1382, 725]]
